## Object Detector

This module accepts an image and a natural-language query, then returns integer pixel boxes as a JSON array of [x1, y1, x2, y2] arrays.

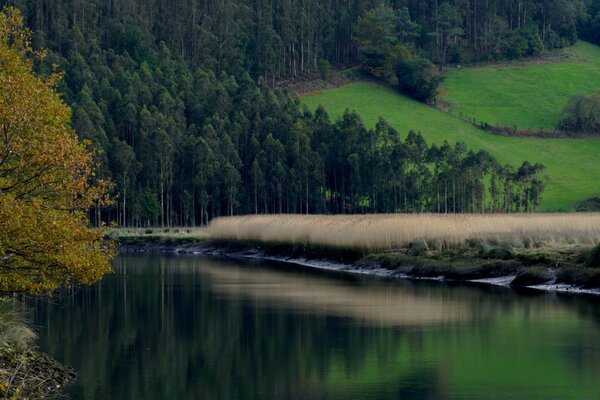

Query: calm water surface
[[34, 255, 600, 399]]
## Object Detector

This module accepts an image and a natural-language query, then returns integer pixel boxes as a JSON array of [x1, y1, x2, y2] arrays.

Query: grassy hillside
[[302, 81, 600, 211], [441, 41, 600, 132]]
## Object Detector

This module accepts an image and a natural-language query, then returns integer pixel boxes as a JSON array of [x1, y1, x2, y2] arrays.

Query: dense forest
[[7, 0, 590, 80], [2, 0, 593, 225]]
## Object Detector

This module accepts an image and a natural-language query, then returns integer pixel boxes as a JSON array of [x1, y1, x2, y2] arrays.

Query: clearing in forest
[[440, 41, 600, 132]]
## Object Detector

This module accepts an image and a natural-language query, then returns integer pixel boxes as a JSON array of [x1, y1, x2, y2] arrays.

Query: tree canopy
[[0, 1, 558, 227], [0, 7, 114, 294]]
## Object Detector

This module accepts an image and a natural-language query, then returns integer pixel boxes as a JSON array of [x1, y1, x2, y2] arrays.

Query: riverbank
[[0, 348, 76, 399], [0, 300, 76, 399], [114, 231, 600, 296]]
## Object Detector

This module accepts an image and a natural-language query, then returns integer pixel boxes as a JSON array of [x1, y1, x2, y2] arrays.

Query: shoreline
[[116, 238, 600, 297], [0, 348, 76, 398]]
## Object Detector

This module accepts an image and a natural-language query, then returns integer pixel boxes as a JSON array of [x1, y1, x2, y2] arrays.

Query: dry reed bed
[[209, 214, 600, 250]]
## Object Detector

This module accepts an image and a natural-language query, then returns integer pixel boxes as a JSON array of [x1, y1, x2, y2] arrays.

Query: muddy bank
[[116, 236, 600, 296], [0, 349, 76, 399]]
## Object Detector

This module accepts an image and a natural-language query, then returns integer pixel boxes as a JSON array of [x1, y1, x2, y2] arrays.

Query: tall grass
[[0, 301, 36, 353], [209, 214, 600, 251]]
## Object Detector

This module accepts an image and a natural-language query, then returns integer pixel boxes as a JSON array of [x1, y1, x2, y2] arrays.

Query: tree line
[[98, 64, 548, 226], [0, 1, 555, 226], [3, 0, 588, 82]]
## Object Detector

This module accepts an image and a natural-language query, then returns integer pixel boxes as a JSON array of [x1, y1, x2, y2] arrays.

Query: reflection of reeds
[[210, 214, 600, 250], [200, 262, 468, 326]]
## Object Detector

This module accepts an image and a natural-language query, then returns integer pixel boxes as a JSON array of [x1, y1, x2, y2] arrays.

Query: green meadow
[[441, 41, 600, 132], [302, 81, 600, 211]]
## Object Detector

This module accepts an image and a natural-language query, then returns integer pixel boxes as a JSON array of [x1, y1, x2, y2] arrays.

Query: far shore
[[110, 224, 600, 296]]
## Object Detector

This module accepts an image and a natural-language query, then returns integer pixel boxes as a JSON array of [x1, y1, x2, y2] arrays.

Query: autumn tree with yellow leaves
[[0, 7, 114, 294]]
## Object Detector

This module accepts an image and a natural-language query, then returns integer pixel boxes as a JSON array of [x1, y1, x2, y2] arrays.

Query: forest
[[1, 0, 595, 225]]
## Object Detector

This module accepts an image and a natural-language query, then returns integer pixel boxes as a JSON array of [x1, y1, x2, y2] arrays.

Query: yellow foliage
[[0, 7, 114, 294]]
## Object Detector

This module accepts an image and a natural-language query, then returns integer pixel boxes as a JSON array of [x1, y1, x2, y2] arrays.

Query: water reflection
[[200, 261, 471, 326], [34, 255, 600, 400]]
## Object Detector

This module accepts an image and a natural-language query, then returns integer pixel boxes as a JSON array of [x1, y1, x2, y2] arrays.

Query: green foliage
[[507, 24, 545, 59], [556, 266, 600, 287], [139, 189, 161, 225], [557, 92, 600, 133], [435, 2, 464, 68], [479, 245, 515, 260], [303, 81, 600, 211], [354, 6, 442, 102], [583, 244, 600, 268], [394, 51, 444, 102], [359, 46, 396, 80], [517, 252, 553, 266], [317, 59, 330, 81], [576, 197, 600, 211], [0, 0, 594, 225]]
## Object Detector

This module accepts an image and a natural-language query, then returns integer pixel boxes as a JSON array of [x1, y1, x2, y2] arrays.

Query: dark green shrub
[[557, 93, 600, 134], [557, 267, 600, 288], [318, 59, 330, 81], [479, 245, 515, 260], [584, 244, 600, 268], [408, 241, 429, 256], [517, 252, 552, 266], [394, 54, 444, 103], [576, 197, 600, 211]]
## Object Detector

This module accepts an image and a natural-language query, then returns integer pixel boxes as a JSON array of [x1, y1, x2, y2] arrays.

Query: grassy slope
[[302, 81, 600, 211], [441, 41, 600, 131]]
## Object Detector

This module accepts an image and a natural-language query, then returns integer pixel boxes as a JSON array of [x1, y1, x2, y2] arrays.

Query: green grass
[[441, 41, 600, 131], [302, 81, 600, 211]]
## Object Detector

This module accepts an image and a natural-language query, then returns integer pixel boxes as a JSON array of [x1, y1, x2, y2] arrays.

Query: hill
[[4, 0, 599, 223], [302, 81, 600, 211], [440, 42, 600, 132]]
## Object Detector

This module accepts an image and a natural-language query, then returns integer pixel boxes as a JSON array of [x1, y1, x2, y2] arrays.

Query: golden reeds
[[209, 213, 600, 250]]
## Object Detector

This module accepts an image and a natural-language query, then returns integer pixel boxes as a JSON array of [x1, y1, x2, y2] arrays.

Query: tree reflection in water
[[33, 256, 600, 400]]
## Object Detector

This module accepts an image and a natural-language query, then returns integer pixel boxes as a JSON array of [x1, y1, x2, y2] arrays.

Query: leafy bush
[[557, 267, 600, 288], [517, 252, 552, 266], [394, 51, 444, 103], [557, 92, 600, 134], [583, 244, 600, 268], [506, 24, 543, 59], [479, 245, 515, 260], [577, 197, 600, 211]]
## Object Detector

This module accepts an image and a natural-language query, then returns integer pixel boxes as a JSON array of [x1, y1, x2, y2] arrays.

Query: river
[[33, 255, 600, 399]]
